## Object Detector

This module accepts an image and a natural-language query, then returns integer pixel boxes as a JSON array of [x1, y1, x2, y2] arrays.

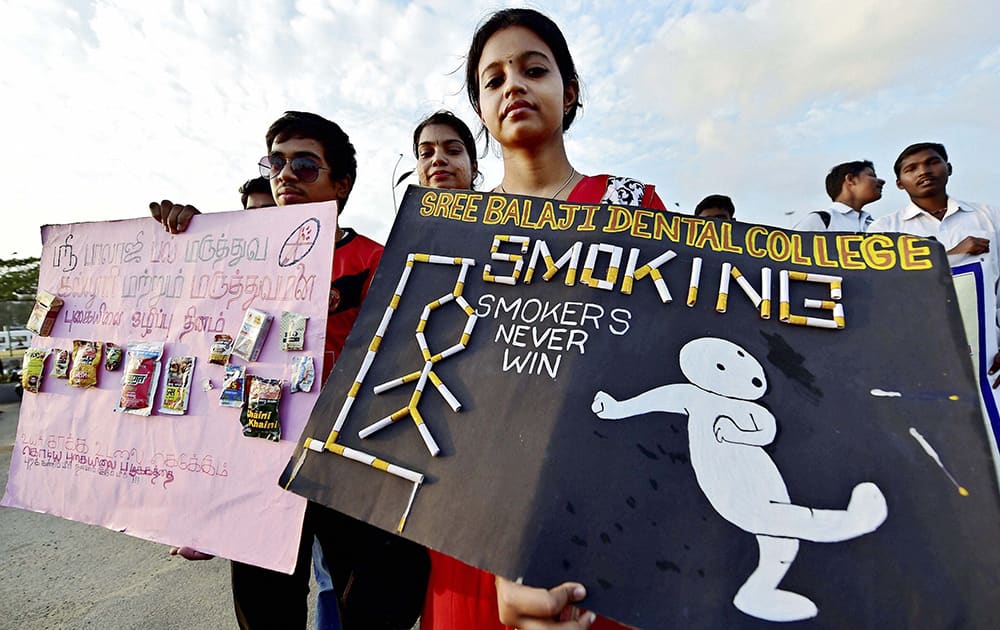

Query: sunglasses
[[258, 155, 330, 183]]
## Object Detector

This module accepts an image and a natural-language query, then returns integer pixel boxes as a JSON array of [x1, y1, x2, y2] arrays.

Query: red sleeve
[[422, 552, 504, 630], [642, 184, 667, 211], [568, 175, 667, 211], [422, 553, 631, 630], [566, 174, 609, 204], [322, 234, 384, 383], [360, 242, 383, 304]]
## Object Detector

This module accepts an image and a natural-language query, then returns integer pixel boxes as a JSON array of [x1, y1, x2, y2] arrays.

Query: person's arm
[[169, 546, 214, 560], [945, 235, 990, 256], [987, 353, 1000, 389], [642, 186, 667, 212], [360, 243, 384, 304], [943, 233, 997, 384], [937, 222, 997, 383], [987, 208, 1000, 388], [150, 199, 201, 234], [496, 576, 595, 629]]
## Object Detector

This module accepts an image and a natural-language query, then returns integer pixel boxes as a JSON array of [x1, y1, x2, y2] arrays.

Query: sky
[[2, 0, 998, 259]]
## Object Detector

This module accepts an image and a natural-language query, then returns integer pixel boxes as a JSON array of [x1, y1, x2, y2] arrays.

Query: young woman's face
[[476, 26, 576, 149], [416, 123, 474, 190]]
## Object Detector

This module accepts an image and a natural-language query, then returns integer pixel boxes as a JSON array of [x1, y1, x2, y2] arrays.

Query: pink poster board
[[2, 201, 338, 573]]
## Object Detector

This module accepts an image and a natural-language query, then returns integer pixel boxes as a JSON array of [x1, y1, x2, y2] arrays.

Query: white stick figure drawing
[[591, 337, 888, 622]]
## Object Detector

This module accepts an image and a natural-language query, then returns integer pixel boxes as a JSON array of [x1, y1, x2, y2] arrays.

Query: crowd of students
[[147, 7, 998, 630]]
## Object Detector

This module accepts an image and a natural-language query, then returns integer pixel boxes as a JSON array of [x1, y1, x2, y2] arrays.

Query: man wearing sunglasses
[[150, 111, 429, 630]]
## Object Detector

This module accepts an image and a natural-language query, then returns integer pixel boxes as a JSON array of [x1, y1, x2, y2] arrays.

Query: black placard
[[282, 186, 999, 628]]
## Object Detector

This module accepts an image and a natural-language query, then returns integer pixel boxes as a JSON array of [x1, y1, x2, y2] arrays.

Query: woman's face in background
[[416, 123, 474, 190]]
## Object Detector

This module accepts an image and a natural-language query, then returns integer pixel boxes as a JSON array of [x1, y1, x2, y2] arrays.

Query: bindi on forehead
[[480, 50, 551, 83]]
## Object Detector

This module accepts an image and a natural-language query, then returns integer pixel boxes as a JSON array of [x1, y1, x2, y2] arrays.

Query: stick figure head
[[679, 337, 768, 400]]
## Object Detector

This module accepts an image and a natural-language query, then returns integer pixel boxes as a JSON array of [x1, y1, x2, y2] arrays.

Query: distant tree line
[[0, 256, 40, 328]]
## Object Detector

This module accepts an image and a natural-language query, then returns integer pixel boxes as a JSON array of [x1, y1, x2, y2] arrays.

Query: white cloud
[[611, 0, 1000, 220], [0, 0, 998, 259]]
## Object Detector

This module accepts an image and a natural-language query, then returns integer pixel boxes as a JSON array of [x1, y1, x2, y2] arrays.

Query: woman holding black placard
[[420, 8, 667, 630], [469, 9, 664, 212]]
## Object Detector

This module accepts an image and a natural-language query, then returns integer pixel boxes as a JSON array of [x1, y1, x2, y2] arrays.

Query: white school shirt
[[870, 197, 1000, 339], [793, 201, 872, 232]]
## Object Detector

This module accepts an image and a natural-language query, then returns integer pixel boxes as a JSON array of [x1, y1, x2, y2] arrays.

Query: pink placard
[[2, 202, 338, 573]]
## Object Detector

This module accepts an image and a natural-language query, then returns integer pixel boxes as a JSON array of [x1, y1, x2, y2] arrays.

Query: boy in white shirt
[[870, 142, 1000, 385], [794, 160, 884, 232]]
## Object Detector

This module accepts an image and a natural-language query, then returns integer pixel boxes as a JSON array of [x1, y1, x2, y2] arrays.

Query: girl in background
[[412, 110, 481, 190], [409, 110, 507, 629]]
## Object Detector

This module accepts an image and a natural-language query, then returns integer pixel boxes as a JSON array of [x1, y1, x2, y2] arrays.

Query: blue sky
[[2, 0, 998, 257]]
